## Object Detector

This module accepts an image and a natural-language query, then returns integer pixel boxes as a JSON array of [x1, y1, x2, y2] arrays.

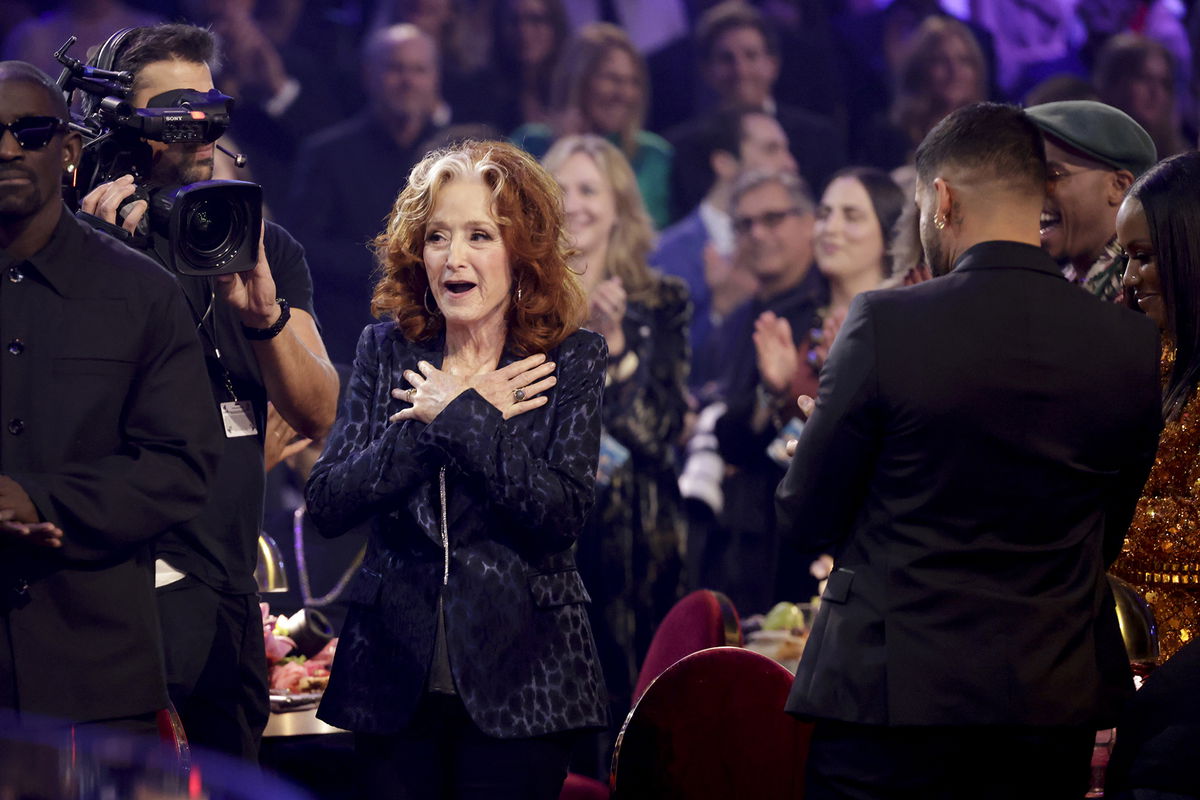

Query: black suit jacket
[[777, 241, 1162, 728], [0, 210, 222, 722], [306, 324, 608, 737]]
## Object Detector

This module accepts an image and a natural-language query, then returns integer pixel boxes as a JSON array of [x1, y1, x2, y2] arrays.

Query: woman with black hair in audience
[[1114, 150, 1200, 663], [757, 167, 903, 591], [756, 167, 904, 405]]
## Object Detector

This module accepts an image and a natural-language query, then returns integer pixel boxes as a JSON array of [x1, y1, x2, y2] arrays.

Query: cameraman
[[78, 24, 338, 759]]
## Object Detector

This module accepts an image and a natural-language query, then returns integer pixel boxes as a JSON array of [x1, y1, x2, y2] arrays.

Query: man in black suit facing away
[[777, 103, 1163, 799]]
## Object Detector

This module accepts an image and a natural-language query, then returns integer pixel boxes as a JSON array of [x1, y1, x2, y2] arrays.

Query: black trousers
[[157, 576, 269, 761], [806, 719, 1095, 800], [354, 692, 577, 800]]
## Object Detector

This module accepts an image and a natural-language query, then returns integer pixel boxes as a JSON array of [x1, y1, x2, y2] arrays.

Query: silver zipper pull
[[439, 465, 449, 586]]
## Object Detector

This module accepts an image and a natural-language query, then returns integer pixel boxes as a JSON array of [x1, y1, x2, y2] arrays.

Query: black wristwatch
[[242, 298, 291, 340]]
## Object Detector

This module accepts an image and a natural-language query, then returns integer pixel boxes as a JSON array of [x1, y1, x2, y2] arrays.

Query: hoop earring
[[424, 287, 440, 316], [934, 215, 946, 231]]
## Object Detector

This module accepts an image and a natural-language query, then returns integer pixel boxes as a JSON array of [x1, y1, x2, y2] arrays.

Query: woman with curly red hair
[[305, 140, 608, 798]]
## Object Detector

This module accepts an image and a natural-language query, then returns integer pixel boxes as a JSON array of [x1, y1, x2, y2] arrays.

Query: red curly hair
[[371, 140, 587, 355]]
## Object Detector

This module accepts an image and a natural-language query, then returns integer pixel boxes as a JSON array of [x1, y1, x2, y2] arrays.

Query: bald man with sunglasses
[[0, 61, 221, 731]]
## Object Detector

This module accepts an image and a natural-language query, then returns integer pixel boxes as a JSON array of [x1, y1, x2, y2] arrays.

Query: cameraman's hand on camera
[[215, 221, 281, 329], [80, 174, 147, 235]]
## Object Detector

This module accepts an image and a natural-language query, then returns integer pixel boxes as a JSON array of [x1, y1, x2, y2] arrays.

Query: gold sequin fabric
[[1111, 344, 1200, 662]]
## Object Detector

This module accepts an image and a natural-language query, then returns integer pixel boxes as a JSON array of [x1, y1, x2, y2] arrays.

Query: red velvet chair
[[632, 589, 742, 704], [156, 702, 190, 772], [559, 771, 611, 800], [560, 590, 742, 800], [611, 647, 812, 799]]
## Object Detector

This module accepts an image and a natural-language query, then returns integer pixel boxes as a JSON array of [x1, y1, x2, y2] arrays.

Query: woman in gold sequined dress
[[1114, 151, 1200, 662]]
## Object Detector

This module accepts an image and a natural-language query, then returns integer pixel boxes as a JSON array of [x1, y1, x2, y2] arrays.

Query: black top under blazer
[[306, 323, 609, 737], [777, 241, 1163, 729]]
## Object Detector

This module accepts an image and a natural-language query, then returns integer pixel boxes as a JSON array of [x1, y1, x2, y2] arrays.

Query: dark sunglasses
[[0, 116, 67, 151]]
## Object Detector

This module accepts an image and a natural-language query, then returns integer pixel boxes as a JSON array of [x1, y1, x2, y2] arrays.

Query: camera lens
[[180, 197, 243, 269], [150, 180, 263, 276]]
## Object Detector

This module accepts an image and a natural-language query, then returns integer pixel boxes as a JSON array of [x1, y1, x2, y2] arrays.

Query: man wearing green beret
[[1026, 100, 1157, 303]]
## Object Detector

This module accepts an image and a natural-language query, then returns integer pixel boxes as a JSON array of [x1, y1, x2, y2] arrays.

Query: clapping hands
[[753, 311, 800, 395], [587, 277, 627, 356]]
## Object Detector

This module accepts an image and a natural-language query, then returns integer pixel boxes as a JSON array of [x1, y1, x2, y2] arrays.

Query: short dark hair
[[0, 60, 69, 118], [1128, 151, 1200, 418], [111, 24, 219, 91], [704, 105, 771, 159], [914, 102, 1046, 192], [695, 1, 779, 63]]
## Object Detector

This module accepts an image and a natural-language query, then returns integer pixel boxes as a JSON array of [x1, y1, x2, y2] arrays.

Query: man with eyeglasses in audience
[[689, 168, 826, 614], [0, 61, 221, 732]]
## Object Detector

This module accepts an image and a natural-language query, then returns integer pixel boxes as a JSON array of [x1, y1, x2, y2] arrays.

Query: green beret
[[1025, 100, 1157, 177]]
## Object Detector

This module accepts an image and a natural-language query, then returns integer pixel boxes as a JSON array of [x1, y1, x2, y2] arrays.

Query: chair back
[[612, 646, 811, 799], [632, 589, 741, 703], [156, 703, 190, 772], [559, 771, 611, 800]]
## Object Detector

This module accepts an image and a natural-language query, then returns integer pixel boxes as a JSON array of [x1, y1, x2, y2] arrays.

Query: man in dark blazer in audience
[[777, 103, 1163, 799]]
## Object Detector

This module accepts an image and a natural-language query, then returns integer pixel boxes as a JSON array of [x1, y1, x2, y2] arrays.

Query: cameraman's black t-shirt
[[154, 220, 317, 595]]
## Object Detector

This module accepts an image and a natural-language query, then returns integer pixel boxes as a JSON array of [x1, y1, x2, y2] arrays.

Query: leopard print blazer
[[306, 323, 609, 737]]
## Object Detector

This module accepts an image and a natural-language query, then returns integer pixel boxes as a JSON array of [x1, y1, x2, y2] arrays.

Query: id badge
[[766, 416, 806, 468], [220, 400, 259, 438], [596, 430, 632, 487]]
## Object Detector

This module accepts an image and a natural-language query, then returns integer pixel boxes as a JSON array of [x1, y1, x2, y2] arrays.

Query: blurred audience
[[1111, 150, 1200, 663], [1095, 33, 1190, 160], [1, 0, 160, 76], [970, 0, 1075, 98], [514, 22, 673, 229], [857, 15, 988, 177], [757, 0, 848, 127], [544, 134, 690, 766], [287, 23, 445, 365], [375, 0, 496, 126], [667, 1, 844, 223], [560, 0, 694, 133], [485, 0, 569, 133], [652, 106, 795, 395], [182, 0, 358, 209], [1026, 99, 1157, 303]]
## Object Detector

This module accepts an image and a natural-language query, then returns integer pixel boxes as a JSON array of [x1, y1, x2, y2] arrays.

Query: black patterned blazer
[[305, 323, 609, 737]]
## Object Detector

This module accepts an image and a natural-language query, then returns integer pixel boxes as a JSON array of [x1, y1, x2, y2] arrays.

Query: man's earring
[[65, 163, 75, 174], [934, 215, 946, 230]]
